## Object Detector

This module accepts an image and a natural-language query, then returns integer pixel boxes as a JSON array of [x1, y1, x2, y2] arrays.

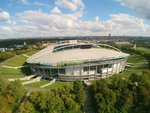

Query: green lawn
[[118, 53, 148, 79], [0, 50, 38, 79], [0, 50, 74, 89], [25, 50, 39, 56], [47, 82, 73, 89], [1, 50, 39, 67], [0, 67, 26, 78], [102, 53, 149, 82], [0, 67, 24, 75], [24, 80, 49, 87], [0, 74, 24, 79], [102, 53, 148, 81], [2, 55, 27, 67], [127, 54, 146, 63], [24, 80, 73, 89], [136, 47, 150, 54]]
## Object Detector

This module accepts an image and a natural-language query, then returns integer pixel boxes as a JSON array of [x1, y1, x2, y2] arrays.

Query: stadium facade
[[27, 40, 129, 81]]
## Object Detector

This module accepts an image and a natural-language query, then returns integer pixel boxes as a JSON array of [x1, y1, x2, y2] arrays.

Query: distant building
[[134, 44, 136, 49], [114, 41, 131, 45], [0, 48, 14, 52], [24, 42, 27, 46], [109, 33, 111, 37], [0, 48, 5, 52], [14, 45, 24, 49], [27, 40, 129, 81]]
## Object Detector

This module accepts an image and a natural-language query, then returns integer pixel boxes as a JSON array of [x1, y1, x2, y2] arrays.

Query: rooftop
[[27, 43, 129, 66]]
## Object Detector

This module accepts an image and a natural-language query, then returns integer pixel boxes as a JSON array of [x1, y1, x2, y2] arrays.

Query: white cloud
[[95, 16, 100, 22], [55, 0, 84, 12], [0, 11, 10, 22], [0, 11, 16, 24], [19, 0, 29, 5], [51, 7, 62, 14], [0, 11, 146, 38], [18, 0, 49, 7], [103, 14, 149, 35], [17, 10, 80, 30], [117, 0, 150, 19]]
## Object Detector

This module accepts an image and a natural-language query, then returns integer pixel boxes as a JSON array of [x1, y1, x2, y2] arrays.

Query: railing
[[53, 43, 92, 52], [97, 43, 122, 52]]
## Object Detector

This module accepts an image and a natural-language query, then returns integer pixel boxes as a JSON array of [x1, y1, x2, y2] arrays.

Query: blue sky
[[0, 0, 150, 38]]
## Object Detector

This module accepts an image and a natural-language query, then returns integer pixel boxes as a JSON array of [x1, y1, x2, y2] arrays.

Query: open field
[[25, 50, 39, 56], [0, 64, 31, 75], [0, 74, 24, 79], [101, 53, 149, 83], [0, 67, 31, 79], [24, 80, 73, 89], [47, 82, 73, 89], [2, 55, 27, 67], [0, 50, 39, 79], [1, 50, 39, 67], [119, 53, 148, 79], [136, 47, 150, 54], [127, 54, 146, 63], [24, 79, 49, 87]]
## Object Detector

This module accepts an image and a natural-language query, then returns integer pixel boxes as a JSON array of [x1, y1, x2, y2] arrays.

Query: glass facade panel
[[51, 69, 58, 77], [59, 68, 65, 74], [83, 67, 89, 71], [90, 66, 96, 70]]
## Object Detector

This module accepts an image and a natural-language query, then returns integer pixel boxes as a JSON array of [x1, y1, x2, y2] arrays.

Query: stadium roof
[[27, 44, 129, 66]]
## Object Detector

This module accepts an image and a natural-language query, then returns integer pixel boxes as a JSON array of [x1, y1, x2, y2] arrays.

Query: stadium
[[27, 40, 129, 81]]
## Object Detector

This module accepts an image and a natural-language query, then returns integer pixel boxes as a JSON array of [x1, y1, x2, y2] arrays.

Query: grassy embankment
[[0, 50, 73, 88], [0, 50, 39, 78], [102, 47, 150, 83]]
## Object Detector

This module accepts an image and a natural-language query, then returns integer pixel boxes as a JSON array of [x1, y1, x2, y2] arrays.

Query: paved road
[[83, 86, 95, 113]]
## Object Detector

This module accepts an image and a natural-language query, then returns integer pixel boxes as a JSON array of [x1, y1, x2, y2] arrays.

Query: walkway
[[83, 86, 95, 113], [40, 79, 56, 88], [2, 65, 29, 69], [22, 54, 29, 58]]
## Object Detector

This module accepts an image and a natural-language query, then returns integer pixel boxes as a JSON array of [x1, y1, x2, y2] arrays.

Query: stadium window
[[74, 45, 80, 48], [64, 46, 72, 50], [90, 66, 96, 70], [59, 68, 65, 74], [108, 64, 112, 68], [98, 65, 102, 68], [104, 64, 109, 68], [83, 67, 89, 71], [80, 44, 92, 49], [51, 69, 58, 77]]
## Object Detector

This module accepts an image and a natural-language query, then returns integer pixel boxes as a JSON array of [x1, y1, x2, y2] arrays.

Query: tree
[[47, 96, 65, 113], [0, 96, 12, 113], [5, 80, 27, 102], [73, 80, 83, 92], [19, 101, 36, 113], [63, 96, 81, 112], [0, 77, 9, 96], [75, 89, 86, 106], [73, 80, 87, 106]]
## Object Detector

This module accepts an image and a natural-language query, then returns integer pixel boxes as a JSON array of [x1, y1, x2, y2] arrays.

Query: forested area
[[0, 38, 77, 48], [0, 79, 27, 113], [0, 79, 86, 113], [91, 70, 150, 113]]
